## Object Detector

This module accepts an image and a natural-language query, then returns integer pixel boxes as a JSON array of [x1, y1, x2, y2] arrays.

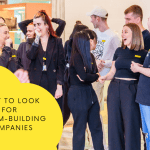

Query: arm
[[74, 54, 99, 82], [26, 31, 40, 60], [101, 35, 121, 68], [56, 38, 65, 85], [99, 61, 116, 84], [104, 61, 116, 80], [131, 61, 150, 77], [18, 19, 33, 35], [52, 18, 66, 37], [144, 36, 150, 51], [0, 46, 12, 67]]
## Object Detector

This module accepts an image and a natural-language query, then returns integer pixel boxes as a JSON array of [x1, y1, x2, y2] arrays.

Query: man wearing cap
[[124, 5, 150, 51], [86, 6, 120, 150]]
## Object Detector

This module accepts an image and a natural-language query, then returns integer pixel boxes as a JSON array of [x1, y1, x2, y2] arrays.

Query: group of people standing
[[0, 4, 150, 150]]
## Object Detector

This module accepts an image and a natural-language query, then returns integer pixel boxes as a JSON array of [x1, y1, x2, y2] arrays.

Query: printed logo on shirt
[[134, 55, 141, 58], [91, 40, 105, 60], [12, 55, 16, 57]]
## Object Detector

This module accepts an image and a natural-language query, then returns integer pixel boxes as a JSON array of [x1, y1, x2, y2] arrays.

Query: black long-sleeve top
[[69, 52, 99, 86], [18, 18, 66, 37], [0, 46, 21, 73]]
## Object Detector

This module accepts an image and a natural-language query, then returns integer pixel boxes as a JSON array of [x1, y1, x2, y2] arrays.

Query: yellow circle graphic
[[0, 67, 63, 150]]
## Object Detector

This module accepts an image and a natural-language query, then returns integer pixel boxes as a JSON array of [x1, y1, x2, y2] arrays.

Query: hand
[[5, 38, 13, 47], [99, 76, 106, 84], [55, 84, 63, 99], [96, 60, 105, 72], [14, 69, 30, 83], [35, 29, 42, 37], [96, 73, 100, 82], [76, 75, 84, 82], [130, 61, 142, 73]]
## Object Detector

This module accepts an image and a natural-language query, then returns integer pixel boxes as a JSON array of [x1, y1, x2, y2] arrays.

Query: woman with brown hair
[[17, 14, 66, 71], [27, 10, 65, 109], [99, 23, 147, 150]]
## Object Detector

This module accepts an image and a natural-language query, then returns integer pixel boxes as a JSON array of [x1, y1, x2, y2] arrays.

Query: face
[[124, 12, 139, 24], [26, 24, 35, 38], [33, 17, 49, 37], [122, 26, 132, 48], [90, 38, 97, 50], [0, 18, 5, 23], [90, 15, 100, 28], [0, 26, 10, 42]]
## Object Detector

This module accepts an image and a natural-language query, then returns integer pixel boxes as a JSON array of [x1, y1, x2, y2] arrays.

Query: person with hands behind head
[[131, 54, 150, 150], [68, 29, 104, 150], [99, 23, 147, 150], [27, 10, 65, 111]]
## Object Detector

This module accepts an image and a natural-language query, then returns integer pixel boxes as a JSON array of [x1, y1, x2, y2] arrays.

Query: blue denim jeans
[[140, 104, 150, 150]]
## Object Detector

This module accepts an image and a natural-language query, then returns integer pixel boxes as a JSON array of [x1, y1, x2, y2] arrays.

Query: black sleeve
[[73, 53, 99, 82], [57, 38, 65, 85], [8, 49, 22, 72], [64, 40, 69, 58], [91, 53, 98, 73], [141, 50, 148, 63], [113, 48, 119, 61], [144, 36, 150, 51], [18, 19, 33, 35], [0, 46, 12, 67], [51, 18, 66, 37], [26, 42, 39, 60], [17, 43, 24, 68]]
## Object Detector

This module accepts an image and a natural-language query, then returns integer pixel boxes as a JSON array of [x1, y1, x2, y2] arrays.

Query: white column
[[51, 0, 65, 43]]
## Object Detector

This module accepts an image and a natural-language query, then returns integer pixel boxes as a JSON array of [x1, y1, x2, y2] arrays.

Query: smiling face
[[90, 15, 100, 28], [0, 25, 10, 42], [33, 17, 49, 37], [122, 26, 132, 48], [26, 24, 35, 38]]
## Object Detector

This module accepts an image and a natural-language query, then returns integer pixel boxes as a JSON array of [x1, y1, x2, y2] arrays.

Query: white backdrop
[[64, 0, 150, 41]]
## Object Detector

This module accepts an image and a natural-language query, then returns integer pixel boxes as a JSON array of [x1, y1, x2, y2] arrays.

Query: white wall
[[64, 0, 150, 41]]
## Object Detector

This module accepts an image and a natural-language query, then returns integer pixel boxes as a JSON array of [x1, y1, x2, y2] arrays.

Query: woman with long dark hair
[[63, 24, 88, 125], [27, 10, 65, 109], [68, 29, 104, 150], [99, 23, 147, 150]]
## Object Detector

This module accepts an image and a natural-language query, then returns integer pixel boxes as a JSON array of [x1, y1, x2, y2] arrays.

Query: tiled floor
[[59, 102, 144, 150]]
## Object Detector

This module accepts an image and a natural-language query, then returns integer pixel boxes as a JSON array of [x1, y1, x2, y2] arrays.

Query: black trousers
[[68, 85, 104, 150], [107, 78, 141, 150]]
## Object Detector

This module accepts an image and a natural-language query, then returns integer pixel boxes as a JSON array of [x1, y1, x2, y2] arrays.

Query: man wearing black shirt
[[124, 5, 150, 51]]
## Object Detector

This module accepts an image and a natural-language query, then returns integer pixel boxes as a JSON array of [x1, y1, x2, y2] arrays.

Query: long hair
[[69, 24, 88, 39], [122, 23, 144, 51], [34, 10, 57, 37], [70, 31, 92, 73]]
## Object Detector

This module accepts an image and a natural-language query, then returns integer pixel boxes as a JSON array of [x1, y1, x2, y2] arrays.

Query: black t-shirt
[[142, 29, 150, 51], [136, 51, 150, 106], [69, 52, 99, 86], [113, 47, 147, 79]]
